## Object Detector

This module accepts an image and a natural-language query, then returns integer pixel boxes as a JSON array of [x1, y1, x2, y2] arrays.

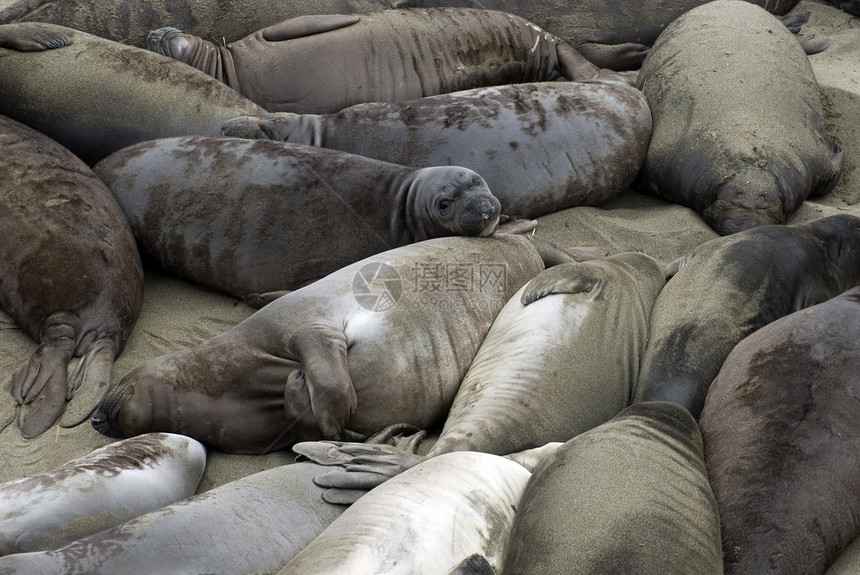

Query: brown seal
[[700, 287, 860, 575], [94, 135, 502, 297], [147, 8, 604, 113], [0, 114, 143, 439]]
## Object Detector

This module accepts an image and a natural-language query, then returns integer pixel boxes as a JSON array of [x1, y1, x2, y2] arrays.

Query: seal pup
[[0, 22, 265, 165], [94, 135, 502, 297], [221, 81, 651, 218], [0, 461, 345, 575], [636, 0, 843, 235], [501, 402, 722, 574], [277, 451, 532, 575], [91, 234, 555, 454], [700, 287, 860, 575], [0, 114, 143, 438], [633, 214, 860, 419], [147, 8, 605, 114], [0, 433, 205, 556]]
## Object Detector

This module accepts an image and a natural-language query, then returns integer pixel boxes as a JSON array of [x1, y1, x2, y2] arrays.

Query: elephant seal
[[633, 214, 860, 419], [0, 461, 344, 574], [94, 136, 501, 297], [0, 22, 265, 165], [501, 402, 722, 574], [0, 0, 400, 47], [147, 8, 604, 114], [700, 287, 860, 575], [0, 114, 143, 438], [91, 235, 551, 454], [221, 80, 651, 218], [278, 451, 532, 575], [0, 433, 205, 556], [636, 0, 843, 235]]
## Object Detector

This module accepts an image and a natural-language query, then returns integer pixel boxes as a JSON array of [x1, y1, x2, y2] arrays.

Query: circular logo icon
[[352, 262, 402, 312]]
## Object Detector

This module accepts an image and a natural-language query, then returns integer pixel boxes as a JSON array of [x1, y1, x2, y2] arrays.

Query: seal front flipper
[[521, 262, 607, 305], [58, 336, 119, 428], [577, 41, 650, 72], [260, 14, 360, 43], [0, 24, 71, 52], [287, 326, 357, 439]]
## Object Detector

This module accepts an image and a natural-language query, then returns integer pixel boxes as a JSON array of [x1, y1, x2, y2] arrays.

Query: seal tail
[[11, 340, 74, 439], [59, 336, 119, 428]]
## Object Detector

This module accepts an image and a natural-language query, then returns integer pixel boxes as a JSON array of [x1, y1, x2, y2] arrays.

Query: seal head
[[411, 167, 501, 239]]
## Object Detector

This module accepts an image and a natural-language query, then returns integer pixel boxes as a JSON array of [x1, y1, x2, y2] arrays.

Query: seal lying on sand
[[92, 235, 589, 454], [636, 0, 843, 235], [0, 22, 265, 165], [94, 136, 502, 297], [700, 287, 860, 575], [147, 8, 605, 113], [221, 81, 651, 218], [0, 114, 143, 438], [0, 433, 205, 556]]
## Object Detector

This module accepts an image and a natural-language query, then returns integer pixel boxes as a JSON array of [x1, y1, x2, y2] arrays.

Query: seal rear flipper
[[58, 337, 119, 428], [13, 340, 74, 438], [577, 41, 650, 72], [261, 14, 361, 43], [450, 554, 496, 575], [521, 263, 607, 305], [526, 236, 607, 267], [0, 24, 71, 52]]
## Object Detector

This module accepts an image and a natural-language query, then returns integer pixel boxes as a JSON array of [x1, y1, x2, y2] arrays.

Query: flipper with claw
[[59, 336, 119, 428], [0, 24, 71, 52], [521, 263, 607, 305]]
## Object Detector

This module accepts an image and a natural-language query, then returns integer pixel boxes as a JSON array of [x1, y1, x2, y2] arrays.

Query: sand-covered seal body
[[221, 81, 651, 218], [94, 136, 501, 297], [279, 451, 531, 575], [0, 461, 344, 575], [148, 8, 602, 114], [502, 402, 722, 574], [0, 433, 205, 556], [92, 235, 546, 454], [700, 287, 860, 575], [636, 0, 843, 235], [634, 214, 860, 418], [0, 114, 143, 438], [0, 22, 265, 165]]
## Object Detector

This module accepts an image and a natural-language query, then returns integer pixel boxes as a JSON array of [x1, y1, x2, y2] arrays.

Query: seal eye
[[471, 176, 483, 187], [438, 198, 452, 212]]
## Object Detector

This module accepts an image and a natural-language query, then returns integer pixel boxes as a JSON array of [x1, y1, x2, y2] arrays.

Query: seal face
[[94, 136, 501, 298], [636, 0, 843, 235], [700, 287, 860, 575]]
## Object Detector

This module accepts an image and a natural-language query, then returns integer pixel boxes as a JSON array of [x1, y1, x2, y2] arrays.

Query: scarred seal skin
[[92, 235, 548, 454], [146, 8, 603, 113], [0, 462, 344, 575], [94, 136, 501, 298], [633, 214, 860, 419], [502, 402, 723, 574], [221, 81, 652, 218], [0, 22, 265, 165], [0, 433, 205, 556], [636, 0, 843, 235], [277, 452, 531, 575], [0, 114, 143, 439], [700, 287, 860, 575]]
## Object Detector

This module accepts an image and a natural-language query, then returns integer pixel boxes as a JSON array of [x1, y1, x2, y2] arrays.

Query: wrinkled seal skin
[[278, 452, 531, 575], [147, 8, 602, 114], [400, 0, 800, 69], [636, 0, 843, 235], [221, 81, 651, 218], [94, 136, 501, 297], [0, 0, 400, 47], [92, 235, 547, 454], [502, 402, 723, 574], [0, 22, 265, 165], [700, 287, 860, 575], [0, 462, 344, 575], [0, 433, 205, 557], [0, 114, 143, 439], [633, 214, 860, 419]]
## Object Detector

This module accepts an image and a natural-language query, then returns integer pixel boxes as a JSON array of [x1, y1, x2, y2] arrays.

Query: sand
[[0, 0, 857, 498]]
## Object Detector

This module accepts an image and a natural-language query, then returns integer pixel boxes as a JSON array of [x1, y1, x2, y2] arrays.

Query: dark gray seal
[[501, 402, 722, 574], [91, 235, 550, 454], [0, 22, 265, 165], [633, 214, 860, 419], [147, 8, 605, 114], [0, 114, 143, 439], [700, 287, 860, 575], [221, 80, 651, 218], [93, 135, 502, 298], [636, 0, 843, 235]]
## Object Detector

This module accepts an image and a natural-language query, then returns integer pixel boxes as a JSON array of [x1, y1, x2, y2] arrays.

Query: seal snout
[[463, 195, 502, 236]]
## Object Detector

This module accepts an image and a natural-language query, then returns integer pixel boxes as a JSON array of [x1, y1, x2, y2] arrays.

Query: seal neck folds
[[148, 27, 240, 91]]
